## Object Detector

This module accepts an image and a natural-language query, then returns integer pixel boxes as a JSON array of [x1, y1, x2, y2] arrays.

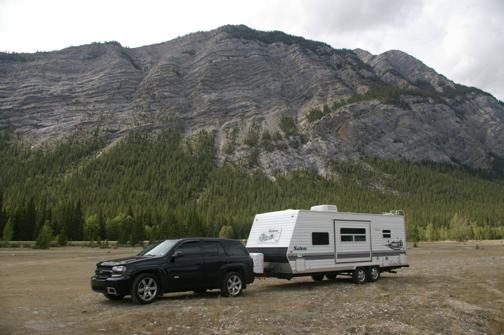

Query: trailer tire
[[366, 266, 380, 282], [352, 268, 367, 284], [311, 274, 324, 282]]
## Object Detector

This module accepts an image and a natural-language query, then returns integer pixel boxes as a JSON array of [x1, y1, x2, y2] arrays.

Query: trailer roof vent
[[310, 205, 338, 212]]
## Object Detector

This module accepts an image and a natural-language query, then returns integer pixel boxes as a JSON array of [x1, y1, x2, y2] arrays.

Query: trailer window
[[382, 230, 391, 238], [341, 235, 353, 242], [312, 232, 329, 245], [340, 228, 366, 242], [354, 235, 366, 242]]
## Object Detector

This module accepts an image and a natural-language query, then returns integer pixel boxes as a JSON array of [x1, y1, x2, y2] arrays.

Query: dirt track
[[1, 241, 503, 335]]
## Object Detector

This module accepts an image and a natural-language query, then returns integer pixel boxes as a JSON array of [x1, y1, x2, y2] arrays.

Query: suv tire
[[220, 272, 243, 297], [131, 273, 160, 304]]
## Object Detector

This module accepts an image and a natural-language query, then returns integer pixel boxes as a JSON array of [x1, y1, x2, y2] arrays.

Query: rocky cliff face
[[1, 25, 503, 174]]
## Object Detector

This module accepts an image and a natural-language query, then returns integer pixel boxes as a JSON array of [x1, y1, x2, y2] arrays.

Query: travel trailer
[[246, 205, 408, 283]]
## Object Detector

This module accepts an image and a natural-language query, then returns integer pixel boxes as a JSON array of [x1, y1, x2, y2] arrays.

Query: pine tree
[[130, 219, 145, 246], [34, 222, 53, 249], [73, 201, 84, 241], [97, 208, 106, 240], [57, 227, 68, 246], [218, 225, 234, 239], [33, 198, 46, 240], [84, 214, 99, 242], [25, 197, 36, 240], [2, 218, 14, 241], [0, 191, 5, 235], [117, 215, 133, 245], [425, 222, 436, 241]]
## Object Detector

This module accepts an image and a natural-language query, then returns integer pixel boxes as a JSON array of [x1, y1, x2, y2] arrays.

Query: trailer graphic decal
[[385, 239, 404, 250], [258, 228, 282, 243]]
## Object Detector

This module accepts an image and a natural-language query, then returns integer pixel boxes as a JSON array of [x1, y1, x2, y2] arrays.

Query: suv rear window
[[226, 242, 249, 256], [202, 241, 226, 256]]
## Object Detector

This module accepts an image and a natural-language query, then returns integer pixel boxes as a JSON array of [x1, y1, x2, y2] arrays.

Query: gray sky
[[1, 0, 503, 101]]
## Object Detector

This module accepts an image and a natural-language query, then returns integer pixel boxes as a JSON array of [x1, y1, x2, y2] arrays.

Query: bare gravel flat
[[0, 241, 503, 335]]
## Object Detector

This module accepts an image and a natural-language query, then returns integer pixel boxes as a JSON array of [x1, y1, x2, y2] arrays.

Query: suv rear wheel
[[221, 272, 243, 297], [131, 273, 160, 304]]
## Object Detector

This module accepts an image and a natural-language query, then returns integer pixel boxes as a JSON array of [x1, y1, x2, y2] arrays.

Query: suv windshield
[[138, 240, 178, 257]]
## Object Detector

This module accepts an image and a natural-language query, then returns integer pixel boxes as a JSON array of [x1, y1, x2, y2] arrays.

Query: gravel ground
[[0, 241, 503, 335]]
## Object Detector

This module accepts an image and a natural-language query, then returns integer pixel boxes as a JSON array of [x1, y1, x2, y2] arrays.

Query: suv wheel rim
[[226, 275, 242, 296], [138, 277, 158, 301]]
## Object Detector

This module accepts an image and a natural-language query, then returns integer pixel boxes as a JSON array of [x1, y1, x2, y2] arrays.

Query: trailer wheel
[[311, 274, 324, 282], [352, 268, 367, 284], [366, 266, 380, 282]]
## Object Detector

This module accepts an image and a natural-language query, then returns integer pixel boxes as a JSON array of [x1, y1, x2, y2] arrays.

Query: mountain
[[1, 25, 503, 174]]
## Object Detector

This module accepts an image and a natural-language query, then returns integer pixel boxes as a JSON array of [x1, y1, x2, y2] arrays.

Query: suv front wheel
[[131, 273, 160, 304], [221, 272, 243, 297]]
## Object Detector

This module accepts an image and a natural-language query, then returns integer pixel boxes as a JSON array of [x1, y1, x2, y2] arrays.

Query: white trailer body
[[246, 205, 408, 279]]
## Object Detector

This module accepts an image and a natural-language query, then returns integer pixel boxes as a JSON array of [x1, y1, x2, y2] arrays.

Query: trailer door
[[333, 220, 371, 263]]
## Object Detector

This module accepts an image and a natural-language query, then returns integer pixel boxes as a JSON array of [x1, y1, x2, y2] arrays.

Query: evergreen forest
[[1, 129, 503, 245]]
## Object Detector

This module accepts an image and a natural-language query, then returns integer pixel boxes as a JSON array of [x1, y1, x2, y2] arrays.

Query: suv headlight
[[111, 265, 127, 277]]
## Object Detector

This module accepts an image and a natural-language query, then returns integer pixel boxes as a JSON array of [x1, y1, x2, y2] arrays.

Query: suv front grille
[[95, 266, 113, 279]]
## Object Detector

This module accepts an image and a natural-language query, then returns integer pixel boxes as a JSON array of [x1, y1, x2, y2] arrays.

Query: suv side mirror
[[171, 250, 183, 261]]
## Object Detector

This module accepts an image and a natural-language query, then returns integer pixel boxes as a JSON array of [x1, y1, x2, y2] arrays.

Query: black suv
[[91, 238, 255, 304]]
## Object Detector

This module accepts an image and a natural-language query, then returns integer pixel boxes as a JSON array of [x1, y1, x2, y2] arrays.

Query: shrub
[[247, 149, 259, 167], [279, 116, 297, 137], [261, 130, 275, 152], [306, 108, 324, 123], [244, 126, 260, 147]]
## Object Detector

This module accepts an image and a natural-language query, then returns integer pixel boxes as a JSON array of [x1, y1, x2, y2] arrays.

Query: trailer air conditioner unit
[[310, 204, 338, 212]]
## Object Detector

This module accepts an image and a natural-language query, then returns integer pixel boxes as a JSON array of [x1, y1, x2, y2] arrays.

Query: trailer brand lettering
[[258, 228, 282, 242], [294, 246, 307, 251]]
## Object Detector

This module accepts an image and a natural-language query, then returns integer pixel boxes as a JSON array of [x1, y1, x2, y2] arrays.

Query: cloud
[[0, 0, 502, 100]]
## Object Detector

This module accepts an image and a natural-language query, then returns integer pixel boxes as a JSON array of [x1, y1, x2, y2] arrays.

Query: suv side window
[[227, 242, 248, 256], [176, 241, 202, 257], [202, 241, 226, 257]]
